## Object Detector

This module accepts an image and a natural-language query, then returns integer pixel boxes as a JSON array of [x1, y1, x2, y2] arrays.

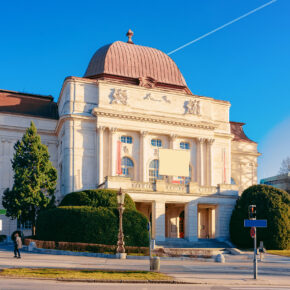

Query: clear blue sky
[[0, 0, 289, 179]]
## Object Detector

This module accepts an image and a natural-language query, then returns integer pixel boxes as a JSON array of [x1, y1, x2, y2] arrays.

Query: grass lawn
[[267, 250, 290, 257], [0, 268, 172, 281]]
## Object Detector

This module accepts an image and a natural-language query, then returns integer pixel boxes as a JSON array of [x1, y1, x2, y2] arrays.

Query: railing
[[104, 176, 238, 195]]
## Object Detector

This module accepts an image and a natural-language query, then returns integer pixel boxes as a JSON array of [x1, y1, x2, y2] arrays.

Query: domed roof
[[84, 39, 189, 92]]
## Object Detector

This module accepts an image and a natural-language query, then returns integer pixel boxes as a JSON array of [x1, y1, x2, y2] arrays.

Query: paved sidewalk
[[0, 244, 289, 286]]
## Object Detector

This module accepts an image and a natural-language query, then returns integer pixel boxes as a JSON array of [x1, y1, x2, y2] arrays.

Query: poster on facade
[[159, 149, 190, 176]]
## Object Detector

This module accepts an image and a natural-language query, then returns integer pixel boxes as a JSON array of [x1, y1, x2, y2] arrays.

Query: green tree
[[230, 185, 290, 249], [2, 121, 57, 236]]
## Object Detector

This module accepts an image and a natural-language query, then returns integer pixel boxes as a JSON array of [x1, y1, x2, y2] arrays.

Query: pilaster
[[152, 201, 165, 242], [97, 126, 105, 184]]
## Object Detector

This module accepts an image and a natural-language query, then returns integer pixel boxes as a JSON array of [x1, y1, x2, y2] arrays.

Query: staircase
[[153, 238, 231, 258]]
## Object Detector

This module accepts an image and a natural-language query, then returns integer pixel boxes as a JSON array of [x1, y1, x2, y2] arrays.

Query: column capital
[[170, 133, 178, 141], [140, 130, 149, 137], [97, 126, 106, 132], [198, 137, 206, 144], [109, 127, 118, 134], [207, 138, 215, 145]]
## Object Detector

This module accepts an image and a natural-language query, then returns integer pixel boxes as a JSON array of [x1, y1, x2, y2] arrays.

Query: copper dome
[[84, 41, 189, 92]]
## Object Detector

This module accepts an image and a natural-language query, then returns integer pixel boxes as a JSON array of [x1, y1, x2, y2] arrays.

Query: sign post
[[147, 222, 152, 260], [244, 205, 267, 280]]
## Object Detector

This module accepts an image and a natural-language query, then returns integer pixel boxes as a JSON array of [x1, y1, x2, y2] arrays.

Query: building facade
[[261, 173, 290, 193], [0, 32, 260, 241]]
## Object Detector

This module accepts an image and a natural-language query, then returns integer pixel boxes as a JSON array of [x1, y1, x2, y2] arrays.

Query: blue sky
[[0, 0, 289, 179]]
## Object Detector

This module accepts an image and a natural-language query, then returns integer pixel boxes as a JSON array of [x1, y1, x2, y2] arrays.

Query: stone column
[[185, 201, 198, 242], [168, 134, 177, 183], [207, 139, 215, 186], [197, 138, 205, 186], [97, 126, 105, 184], [169, 134, 177, 149], [139, 131, 148, 182], [109, 128, 118, 176], [152, 201, 166, 242]]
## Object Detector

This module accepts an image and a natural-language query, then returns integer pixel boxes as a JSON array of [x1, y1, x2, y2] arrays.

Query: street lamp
[[116, 188, 126, 256]]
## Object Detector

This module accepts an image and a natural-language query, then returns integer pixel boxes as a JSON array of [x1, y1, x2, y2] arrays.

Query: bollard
[[150, 257, 160, 271], [28, 242, 36, 252], [215, 253, 225, 263]]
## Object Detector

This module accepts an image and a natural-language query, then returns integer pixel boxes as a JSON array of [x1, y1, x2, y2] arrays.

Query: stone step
[[155, 238, 229, 249]]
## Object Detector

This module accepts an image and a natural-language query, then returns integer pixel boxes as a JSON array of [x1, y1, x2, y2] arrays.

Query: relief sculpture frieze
[[185, 99, 201, 115], [110, 89, 128, 105]]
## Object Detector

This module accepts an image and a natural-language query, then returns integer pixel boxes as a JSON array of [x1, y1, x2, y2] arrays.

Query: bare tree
[[279, 156, 290, 174]]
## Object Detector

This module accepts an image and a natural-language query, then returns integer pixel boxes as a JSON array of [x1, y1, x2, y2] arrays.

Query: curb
[[0, 276, 191, 284]]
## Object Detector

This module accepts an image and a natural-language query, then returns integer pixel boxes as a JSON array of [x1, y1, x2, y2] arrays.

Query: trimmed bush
[[230, 185, 290, 250], [36, 206, 149, 246], [59, 189, 136, 210]]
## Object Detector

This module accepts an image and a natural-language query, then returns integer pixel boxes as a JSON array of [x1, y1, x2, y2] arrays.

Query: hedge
[[24, 239, 149, 255], [36, 206, 149, 247], [59, 189, 136, 210], [230, 185, 290, 250]]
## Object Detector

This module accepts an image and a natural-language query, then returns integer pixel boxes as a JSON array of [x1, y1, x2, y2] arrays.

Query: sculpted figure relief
[[186, 99, 200, 115], [111, 89, 127, 105]]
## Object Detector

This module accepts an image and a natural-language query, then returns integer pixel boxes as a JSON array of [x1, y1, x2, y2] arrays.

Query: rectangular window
[[151, 139, 162, 147], [121, 136, 132, 144], [180, 142, 190, 149]]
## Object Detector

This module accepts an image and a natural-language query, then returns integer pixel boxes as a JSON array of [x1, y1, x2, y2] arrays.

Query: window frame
[[120, 136, 133, 144], [180, 141, 190, 150], [121, 156, 134, 178], [151, 139, 162, 147], [149, 159, 163, 182]]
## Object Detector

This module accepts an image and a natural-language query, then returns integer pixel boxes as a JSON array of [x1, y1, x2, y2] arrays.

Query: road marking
[[232, 288, 290, 290]]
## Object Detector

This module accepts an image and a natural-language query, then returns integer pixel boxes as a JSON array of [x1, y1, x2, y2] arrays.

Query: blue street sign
[[244, 219, 267, 228]]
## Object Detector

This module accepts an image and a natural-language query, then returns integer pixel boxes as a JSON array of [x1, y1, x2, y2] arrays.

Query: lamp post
[[116, 188, 126, 258]]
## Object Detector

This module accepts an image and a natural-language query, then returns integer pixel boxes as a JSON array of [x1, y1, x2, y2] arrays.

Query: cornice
[[55, 114, 96, 135], [92, 107, 218, 130], [231, 150, 261, 157]]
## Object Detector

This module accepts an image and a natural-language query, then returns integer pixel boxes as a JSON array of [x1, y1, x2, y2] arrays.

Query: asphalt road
[[0, 279, 290, 290]]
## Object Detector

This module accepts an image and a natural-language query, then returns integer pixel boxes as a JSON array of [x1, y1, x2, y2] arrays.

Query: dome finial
[[126, 29, 134, 44]]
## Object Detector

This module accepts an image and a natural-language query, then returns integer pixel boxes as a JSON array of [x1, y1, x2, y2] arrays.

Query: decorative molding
[[198, 137, 206, 144], [111, 89, 127, 105], [143, 93, 171, 104], [185, 99, 201, 115], [109, 127, 118, 134], [123, 146, 129, 154], [207, 138, 215, 145], [97, 126, 106, 132], [170, 133, 178, 141], [92, 108, 217, 130], [140, 130, 149, 137], [138, 77, 157, 88]]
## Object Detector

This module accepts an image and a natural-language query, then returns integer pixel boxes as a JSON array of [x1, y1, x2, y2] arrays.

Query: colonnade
[[97, 126, 215, 187]]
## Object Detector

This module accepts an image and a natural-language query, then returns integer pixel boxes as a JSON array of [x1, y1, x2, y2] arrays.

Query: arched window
[[151, 139, 162, 147], [149, 159, 163, 182], [178, 165, 192, 185], [180, 142, 190, 149], [121, 136, 133, 144], [121, 157, 134, 178]]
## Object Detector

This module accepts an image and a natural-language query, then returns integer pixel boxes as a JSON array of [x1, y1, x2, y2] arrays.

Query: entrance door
[[199, 208, 209, 239], [179, 211, 184, 238]]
